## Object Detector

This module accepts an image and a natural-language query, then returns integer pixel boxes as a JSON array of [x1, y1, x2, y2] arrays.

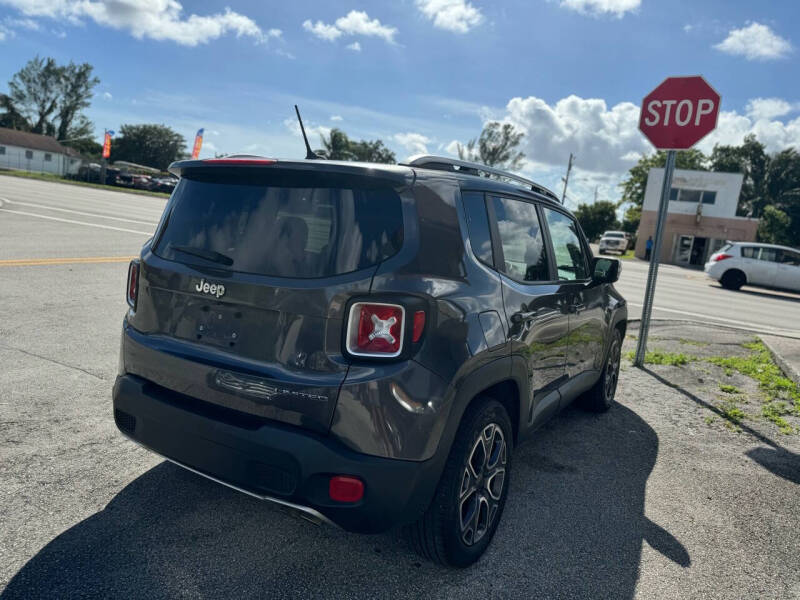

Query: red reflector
[[329, 476, 364, 503], [714, 253, 733, 262], [203, 158, 277, 165], [412, 310, 426, 343], [126, 260, 139, 309], [346, 302, 405, 357]]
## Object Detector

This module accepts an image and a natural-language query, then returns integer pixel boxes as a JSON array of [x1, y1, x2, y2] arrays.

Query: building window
[[25, 150, 33, 159], [669, 187, 717, 205], [44, 153, 52, 162], [0, 146, 5, 155]]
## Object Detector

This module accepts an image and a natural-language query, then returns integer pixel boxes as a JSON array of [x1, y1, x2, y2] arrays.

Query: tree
[[1, 56, 99, 143], [620, 204, 641, 236], [619, 148, 708, 208], [55, 62, 99, 141], [710, 134, 769, 217], [457, 122, 525, 170], [757, 205, 792, 246], [574, 201, 619, 242], [110, 124, 187, 170], [6, 56, 62, 135], [317, 128, 396, 163]]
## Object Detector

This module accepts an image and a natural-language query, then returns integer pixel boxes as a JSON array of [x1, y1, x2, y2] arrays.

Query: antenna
[[294, 105, 321, 160]]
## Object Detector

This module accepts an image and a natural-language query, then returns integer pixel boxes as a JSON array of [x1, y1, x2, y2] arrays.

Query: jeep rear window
[[153, 175, 403, 278]]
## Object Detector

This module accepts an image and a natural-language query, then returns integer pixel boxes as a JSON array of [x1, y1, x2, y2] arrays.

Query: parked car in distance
[[598, 230, 630, 254], [114, 173, 135, 188], [132, 174, 152, 190], [149, 176, 178, 193], [113, 154, 627, 567], [705, 242, 800, 292]]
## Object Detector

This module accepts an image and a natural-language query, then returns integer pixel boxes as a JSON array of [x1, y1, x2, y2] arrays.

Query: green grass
[[625, 350, 696, 366], [720, 402, 747, 425], [719, 383, 741, 394], [708, 341, 800, 433], [618, 250, 636, 260], [0, 169, 170, 199]]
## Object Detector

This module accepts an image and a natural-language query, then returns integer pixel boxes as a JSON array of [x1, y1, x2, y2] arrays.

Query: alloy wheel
[[604, 337, 621, 401], [459, 423, 507, 546]]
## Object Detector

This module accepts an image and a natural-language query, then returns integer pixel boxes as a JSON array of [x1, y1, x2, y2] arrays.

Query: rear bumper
[[113, 374, 443, 533]]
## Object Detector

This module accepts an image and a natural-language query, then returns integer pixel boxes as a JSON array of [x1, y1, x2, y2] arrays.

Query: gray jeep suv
[[113, 154, 627, 567]]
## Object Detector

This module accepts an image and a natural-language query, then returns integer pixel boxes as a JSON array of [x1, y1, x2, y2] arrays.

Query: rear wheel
[[403, 398, 512, 567], [720, 269, 745, 290], [579, 329, 621, 412]]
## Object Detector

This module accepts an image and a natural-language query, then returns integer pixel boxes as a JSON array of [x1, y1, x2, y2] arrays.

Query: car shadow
[[709, 283, 800, 303], [2, 403, 685, 599]]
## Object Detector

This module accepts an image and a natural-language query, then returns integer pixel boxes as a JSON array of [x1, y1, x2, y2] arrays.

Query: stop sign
[[639, 76, 720, 150]]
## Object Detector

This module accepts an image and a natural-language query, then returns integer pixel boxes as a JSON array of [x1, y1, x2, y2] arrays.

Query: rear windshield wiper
[[171, 245, 234, 266]]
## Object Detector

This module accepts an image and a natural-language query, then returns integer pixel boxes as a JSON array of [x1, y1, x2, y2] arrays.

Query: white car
[[598, 231, 629, 254], [705, 242, 800, 292]]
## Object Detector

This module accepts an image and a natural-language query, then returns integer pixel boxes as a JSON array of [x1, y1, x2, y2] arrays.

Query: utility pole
[[561, 152, 574, 205]]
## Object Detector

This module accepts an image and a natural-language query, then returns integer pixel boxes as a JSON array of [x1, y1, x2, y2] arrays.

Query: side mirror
[[592, 257, 620, 284]]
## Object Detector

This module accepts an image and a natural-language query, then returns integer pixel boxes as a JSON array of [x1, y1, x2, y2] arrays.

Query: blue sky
[[0, 0, 797, 205]]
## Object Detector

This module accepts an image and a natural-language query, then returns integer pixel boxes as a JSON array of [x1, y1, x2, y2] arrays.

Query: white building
[[635, 168, 759, 267], [0, 127, 82, 176]]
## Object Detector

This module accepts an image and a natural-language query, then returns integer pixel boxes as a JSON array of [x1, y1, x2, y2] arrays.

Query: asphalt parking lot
[[2, 176, 799, 599]]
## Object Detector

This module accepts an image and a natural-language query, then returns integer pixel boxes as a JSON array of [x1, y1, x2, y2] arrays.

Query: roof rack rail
[[404, 155, 561, 203]]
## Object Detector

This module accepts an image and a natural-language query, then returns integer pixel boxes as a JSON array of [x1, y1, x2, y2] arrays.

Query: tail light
[[127, 260, 139, 309], [714, 253, 733, 262], [346, 302, 405, 357]]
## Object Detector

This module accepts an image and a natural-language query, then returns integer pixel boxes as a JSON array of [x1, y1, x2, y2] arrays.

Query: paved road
[[2, 176, 799, 598]]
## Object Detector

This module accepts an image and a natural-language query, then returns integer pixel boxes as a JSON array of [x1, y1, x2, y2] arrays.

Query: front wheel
[[403, 398, 512, 567], [579, 328, 622, 412]]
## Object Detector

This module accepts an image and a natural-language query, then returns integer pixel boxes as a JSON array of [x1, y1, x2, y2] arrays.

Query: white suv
[[705, 242, 800, 292], [598, 231, 629, 254]]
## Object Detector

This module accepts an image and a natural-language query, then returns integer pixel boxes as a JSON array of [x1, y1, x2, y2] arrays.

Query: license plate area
[[195, 304, 242, 348]]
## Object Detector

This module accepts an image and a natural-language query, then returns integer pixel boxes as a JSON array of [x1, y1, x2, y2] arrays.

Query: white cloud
[[445, 140, 461, 156], [394, 132, 431, 156], [5, 16, 39, 29], [714, 22, 792, 61], [745, 98, 797, 121], [0, 26, 6, 41], [346, 41, 361, 51], [283, 118, 331, 145], [0, 0, 271, 46], [102, 91, 112, 100], [302, 19, 341, 41], [415, 0, 484, 33], [302, 10, 397, 44], [558, 0, 641, 18], [330, 115, 343, 122], [682, 24, 692, 33]]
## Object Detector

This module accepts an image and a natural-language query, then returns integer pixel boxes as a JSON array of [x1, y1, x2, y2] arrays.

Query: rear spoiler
[[168, 157, 414, 186]]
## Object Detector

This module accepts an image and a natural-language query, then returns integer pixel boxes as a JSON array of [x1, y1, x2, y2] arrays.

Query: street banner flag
[[102, 130, 114, 159], [191, 128, 204, 159]]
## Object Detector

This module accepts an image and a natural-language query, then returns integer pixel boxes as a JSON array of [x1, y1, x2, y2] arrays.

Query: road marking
[[3, 199, 159, 226], [0, 208, 153, 236], [0, 256, 136, 267], [627, 302, 800, 335]]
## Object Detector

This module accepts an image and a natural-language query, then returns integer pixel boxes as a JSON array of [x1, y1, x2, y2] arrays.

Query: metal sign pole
[[634, 149, 677, 367]]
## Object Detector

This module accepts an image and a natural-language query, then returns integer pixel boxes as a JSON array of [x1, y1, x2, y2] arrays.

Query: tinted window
[[154, 177, 403, 278], [741, 246, 758, 259], [543, 208, 589, 281], [779, 250, 800, 266], [669, 188, 679, 201], [25, 150, 33, 159], [44, 153, 52, 162], [461, 192, 494, 266], [701, 191, 716, 204], [0, 146, 5, 155], [680, 190, 702, 204], [759, 248, 778, 262], [491, 196, 549, 282]]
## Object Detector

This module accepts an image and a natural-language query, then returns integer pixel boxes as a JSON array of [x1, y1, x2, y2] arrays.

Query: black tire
[[599, 249, 606, 255], [579, 328, 622, 412], [720, 269, 745, 290], [402, 398, 513, 567]]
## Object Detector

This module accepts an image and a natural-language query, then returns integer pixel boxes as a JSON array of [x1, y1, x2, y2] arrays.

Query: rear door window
[[490, 196, 550, 282], [154, 176, 403, 278]]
